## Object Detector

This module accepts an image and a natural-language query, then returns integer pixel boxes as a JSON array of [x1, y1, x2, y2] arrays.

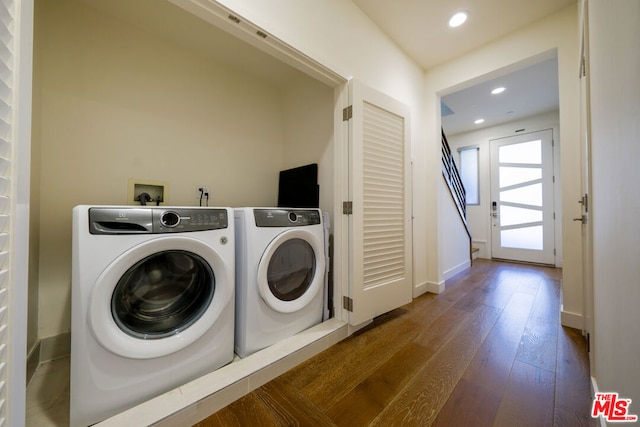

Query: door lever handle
[[573, 215, 586, 223]]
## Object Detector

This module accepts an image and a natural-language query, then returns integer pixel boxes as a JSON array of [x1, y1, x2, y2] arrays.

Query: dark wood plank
[[492, 360, 556, 426], [461, 292, 536, 396], [193, 392, 281, 427], [279, 309, 422, 411], [554, 326, 597, 426], [433, 379, 501, 427], [327, 307, 475, 426], [516, 278, 561, 372], [254, 379, 336, 427], [370, 305, 501, 426]]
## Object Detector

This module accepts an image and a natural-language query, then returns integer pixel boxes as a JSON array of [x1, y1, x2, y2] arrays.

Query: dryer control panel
[[254, 209, 321, 227], [89, 207, 228, 234]]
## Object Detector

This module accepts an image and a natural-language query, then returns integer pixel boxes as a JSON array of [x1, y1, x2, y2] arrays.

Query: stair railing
[[441, 128, 473, 264]]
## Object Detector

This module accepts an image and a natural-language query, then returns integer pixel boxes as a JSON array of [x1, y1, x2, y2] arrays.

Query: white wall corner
[[413, 281, 429, 298], [426, 280, 446, 295], [560, 305, 583, 330]]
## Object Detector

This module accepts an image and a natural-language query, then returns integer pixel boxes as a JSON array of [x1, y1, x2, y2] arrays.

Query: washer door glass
[[111, 250, 215, 339], [267, 238, 316, 301]]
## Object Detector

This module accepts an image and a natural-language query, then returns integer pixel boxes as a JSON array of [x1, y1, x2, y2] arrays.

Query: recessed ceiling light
[[474, 118, 485, 124], [491, 87, 506, 95], [448, 11, 468, 28]]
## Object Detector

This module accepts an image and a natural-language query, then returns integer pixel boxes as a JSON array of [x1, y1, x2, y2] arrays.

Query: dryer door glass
[[267, 238, 316, 301], [111, 250, 215, 339]]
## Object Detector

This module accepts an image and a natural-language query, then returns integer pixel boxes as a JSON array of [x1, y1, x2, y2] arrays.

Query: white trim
[[591, 376, 607, 427], [416, 280, 447, 296], [426, 280, 446, 294], [96, 319, 347, 427], [413, 281, 429, 297], [560, 305, 584, 329], [443, 259, 471, 281], [168, 0, 350, 87], [8, 1, 34, 426]]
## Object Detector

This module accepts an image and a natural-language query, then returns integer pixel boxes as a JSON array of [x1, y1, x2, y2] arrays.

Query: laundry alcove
[[29, 0, 349, 424]]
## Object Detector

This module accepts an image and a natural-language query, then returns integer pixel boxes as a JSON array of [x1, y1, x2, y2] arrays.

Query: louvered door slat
[[0, 0, 18, 424], [362, 101, 405, 289]]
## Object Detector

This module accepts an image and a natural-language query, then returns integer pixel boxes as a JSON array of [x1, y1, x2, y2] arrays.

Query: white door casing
[[347, 80, 412, 326], [2, 0, 34, 425], [579, 0, 595, 372], [490, 129, 556, 265]]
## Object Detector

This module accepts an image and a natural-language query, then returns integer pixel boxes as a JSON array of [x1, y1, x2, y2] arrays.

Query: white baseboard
[[560, 306, 583, 329], [426, 280, 445, 294], [413, 281, 429, 297], [443, 260, 471, 282], [591, 376, 606, 427]]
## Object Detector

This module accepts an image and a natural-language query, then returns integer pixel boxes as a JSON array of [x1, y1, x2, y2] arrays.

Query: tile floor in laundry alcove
[[26, 356, 70, 426]]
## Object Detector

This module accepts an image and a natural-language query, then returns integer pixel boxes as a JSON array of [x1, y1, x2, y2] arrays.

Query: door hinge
[[553, 175, 555, 183], [579, 193, 589, 212], [343, 201, 353, 215], [343, 296, 353, 312], [553, 212, 556, 220], [554, 248, 557, 256], [343, 105, 353, 121]]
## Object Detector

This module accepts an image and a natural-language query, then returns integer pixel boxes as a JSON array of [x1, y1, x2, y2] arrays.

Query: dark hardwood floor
[[195, 259, 596, 426]]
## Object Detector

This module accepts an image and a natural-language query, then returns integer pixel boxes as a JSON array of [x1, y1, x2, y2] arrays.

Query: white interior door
[[347, 80, 412, 326], [490, 129, 555, 265]]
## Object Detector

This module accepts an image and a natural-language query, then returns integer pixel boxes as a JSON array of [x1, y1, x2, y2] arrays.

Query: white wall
[[212, 0, 431, 298], [447, 111, 561, 263], [282, 76, 335, 213], [440, 179, 471, 281], [424, 4, 582, 324], [589, 0, 640, 405], [31, 0, 332, 339]]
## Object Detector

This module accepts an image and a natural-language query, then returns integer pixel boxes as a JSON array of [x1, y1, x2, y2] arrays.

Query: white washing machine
[[234, 208, 326, 358], [70, 206, 235, 427]]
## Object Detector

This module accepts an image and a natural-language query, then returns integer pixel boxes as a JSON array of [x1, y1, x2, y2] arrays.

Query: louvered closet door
[[348, 80, 412, 326], [1, 0, 33, 425]]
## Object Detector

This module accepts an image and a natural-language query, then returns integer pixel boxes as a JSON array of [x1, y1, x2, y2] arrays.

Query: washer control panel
[[89, 207, 228, 234], [254, 209, 321, 227]]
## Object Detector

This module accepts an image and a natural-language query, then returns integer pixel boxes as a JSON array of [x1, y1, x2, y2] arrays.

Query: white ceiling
[[352, 0, 573, 135], [351, 0, 575, 70], [441, 56, 559, 135]]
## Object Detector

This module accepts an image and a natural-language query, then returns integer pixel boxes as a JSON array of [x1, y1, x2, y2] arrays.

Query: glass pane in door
[[498, 139, 542, 164], [501, 226, 544, 250], [499, 167, 542, 188], [500, 205, 543, 227], [500, 182, 543, 206]]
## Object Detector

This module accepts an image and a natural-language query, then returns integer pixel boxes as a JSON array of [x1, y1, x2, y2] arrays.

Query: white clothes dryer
[[234, 208, 326, 358], [70, 206, 235, 427]]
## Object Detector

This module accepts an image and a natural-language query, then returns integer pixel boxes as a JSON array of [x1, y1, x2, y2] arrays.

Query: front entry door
[[490, 129, 555, 265]]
